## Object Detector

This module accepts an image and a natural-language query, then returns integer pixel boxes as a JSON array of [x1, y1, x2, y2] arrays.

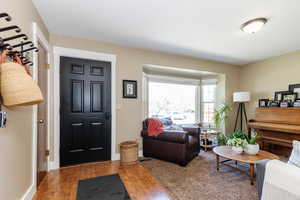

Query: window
[[201, 83, 217, 126], [147, 76, 200, 125], [146, 75, 217, 126]]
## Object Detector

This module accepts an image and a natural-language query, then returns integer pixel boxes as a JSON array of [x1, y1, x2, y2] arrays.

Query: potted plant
[[244, 132, 260, 155], [214, 103, 231, 146], [213, 103, 231, 129], [226, 132, 248, 154]]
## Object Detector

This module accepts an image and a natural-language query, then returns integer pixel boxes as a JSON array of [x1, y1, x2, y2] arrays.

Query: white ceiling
[[32, 0, 300, 65]]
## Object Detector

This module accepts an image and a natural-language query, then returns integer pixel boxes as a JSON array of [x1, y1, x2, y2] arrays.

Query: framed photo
[[259, 99, 269, 107], [123, 80, 137, 98], [280, 101, 290, 108], [289, 84, 300, 98], [293, 98, 300, 107], [268, 100, 280, 107], [274, 91, 292, 101], [282, 93, 297, 102]]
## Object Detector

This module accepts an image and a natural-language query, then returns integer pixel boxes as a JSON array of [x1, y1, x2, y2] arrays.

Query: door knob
[[38, 119, 45, 124]]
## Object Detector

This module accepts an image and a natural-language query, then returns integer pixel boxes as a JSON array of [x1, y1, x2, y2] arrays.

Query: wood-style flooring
[[33, 161, 172, 200]]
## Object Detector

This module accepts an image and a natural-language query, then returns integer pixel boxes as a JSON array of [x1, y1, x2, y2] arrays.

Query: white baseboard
[[138, 150, 144, 157], [49, 161, 59, 170], [21, 183, 36, 200], [48, 151, 144, 170], [112, 151, 143, 161]]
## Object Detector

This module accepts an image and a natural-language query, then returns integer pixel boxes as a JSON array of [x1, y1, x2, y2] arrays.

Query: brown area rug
[[141, 151, 258, 200]]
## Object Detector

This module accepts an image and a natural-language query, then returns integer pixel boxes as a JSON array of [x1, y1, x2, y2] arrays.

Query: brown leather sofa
[[141, 119, 200, 166]]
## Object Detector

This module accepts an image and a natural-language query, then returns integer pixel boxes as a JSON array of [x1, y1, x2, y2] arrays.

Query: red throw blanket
[[147, 118, 163, 136]]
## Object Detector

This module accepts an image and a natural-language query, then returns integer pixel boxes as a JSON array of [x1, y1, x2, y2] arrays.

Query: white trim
[[146, 74, 201, 85], [200, 82, 217, 127], [20, 183, 35, 200], [52, 46, 117, 169], [31, 22, 51, 198]]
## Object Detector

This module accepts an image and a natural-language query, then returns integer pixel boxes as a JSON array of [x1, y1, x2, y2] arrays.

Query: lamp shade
[[233, 91, 250, 102]]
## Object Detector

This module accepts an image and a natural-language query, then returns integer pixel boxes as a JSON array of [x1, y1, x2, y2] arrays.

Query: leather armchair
[[141, 119, 200, 166]]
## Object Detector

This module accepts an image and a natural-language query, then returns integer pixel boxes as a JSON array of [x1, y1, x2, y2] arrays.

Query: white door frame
[[50, 46, 117, 170], [30, 22, 51, 198]]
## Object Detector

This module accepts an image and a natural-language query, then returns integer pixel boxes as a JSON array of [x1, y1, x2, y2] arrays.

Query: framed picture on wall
[[289, 84, 300, 98], [123, 80, 137, 98]]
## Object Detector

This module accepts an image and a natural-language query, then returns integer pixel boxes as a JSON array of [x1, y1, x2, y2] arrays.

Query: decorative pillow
[[288, 140, 300, 168]]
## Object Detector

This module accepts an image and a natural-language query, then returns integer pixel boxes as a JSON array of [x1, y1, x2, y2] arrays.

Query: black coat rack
[[0, 12, 39, 67]]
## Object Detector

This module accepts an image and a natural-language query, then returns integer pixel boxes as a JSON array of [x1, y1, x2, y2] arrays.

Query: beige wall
[[50, 34, 241, 157], [0, 0, 49, 199], [240, 50, 300, 119], [1, 1, 299, 199]]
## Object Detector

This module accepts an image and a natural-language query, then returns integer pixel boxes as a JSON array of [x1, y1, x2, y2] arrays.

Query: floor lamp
[[233, 92, 250, 132]]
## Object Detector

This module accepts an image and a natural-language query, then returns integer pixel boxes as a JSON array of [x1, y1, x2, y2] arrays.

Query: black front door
[[60, 56, 111, 167]]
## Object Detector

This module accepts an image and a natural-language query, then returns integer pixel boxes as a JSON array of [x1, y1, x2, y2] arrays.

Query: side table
[[200, 129, 220, 152]]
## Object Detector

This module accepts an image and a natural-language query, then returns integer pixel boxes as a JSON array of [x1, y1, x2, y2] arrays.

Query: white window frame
[[200, 80, 217, 127], [144, 74, 201, 125]]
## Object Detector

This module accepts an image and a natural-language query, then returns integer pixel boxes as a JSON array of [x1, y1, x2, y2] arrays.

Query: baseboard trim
[[20, 183, 36, 200], [49, 161, 59, 170], [112, 150, 143, 161], [48, 151, 144, 170]]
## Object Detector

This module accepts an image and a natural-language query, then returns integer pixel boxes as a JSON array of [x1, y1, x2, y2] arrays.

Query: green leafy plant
[[228, 132, 247, 140], [245, 132, 260, 144], [217, 134, 228, 145], [226, 132, 248, 147], [227, 138, 248, 147], [213, 103, 231, 129]]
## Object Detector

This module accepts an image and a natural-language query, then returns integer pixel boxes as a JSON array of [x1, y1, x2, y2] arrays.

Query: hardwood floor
[[33, 161, 172, 200]]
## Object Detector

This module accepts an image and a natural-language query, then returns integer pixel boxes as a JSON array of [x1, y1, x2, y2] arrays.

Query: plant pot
[[244, 144, 259, 155], [232, 146, 243, 154]]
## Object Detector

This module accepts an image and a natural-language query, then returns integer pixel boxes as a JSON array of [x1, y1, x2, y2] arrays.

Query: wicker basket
[[120, 141, 138, 165], [0, 62, 44, 107]]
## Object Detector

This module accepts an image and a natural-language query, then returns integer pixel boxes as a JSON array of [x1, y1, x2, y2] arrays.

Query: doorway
[[59, 56, 112, 167], [37, 41, 49, 187]]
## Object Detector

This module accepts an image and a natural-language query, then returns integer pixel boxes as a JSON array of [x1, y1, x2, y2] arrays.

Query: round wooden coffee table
[[213, 146, 279, 185]]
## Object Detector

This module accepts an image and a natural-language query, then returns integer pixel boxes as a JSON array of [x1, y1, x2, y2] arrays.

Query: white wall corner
[[20, 184, 36, 200]]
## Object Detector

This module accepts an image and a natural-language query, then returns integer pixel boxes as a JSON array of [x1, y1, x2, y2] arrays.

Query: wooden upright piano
[[248, 107, 300, 156]]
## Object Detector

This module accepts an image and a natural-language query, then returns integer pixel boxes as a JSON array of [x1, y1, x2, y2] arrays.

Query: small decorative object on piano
[[259, 99, 269, 107], [274, 91, 293, 101], [293, 99, 300, 107], [268, 100, 280, 107], [280, 100, 290, 108], [282, 93, 297, 102], [289, 84, 300, 98]]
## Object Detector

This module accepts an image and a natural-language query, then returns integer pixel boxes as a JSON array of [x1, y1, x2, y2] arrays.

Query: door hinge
[[45, 150, 50, 157]]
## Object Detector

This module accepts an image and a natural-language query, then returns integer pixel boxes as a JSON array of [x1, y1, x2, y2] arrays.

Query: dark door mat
[[77, 174, 131, 200]]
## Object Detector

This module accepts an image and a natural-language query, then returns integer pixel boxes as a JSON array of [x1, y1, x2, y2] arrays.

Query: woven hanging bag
[[0, 51, 43, 107]]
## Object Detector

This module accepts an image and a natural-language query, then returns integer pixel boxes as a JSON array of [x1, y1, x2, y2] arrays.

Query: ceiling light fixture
[[241, 18, 267, 34]]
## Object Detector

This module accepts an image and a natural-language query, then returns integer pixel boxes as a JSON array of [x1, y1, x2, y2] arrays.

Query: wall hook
[[0, 26, 21, 33], [12, 41, 34, 48], [2, 34, 28, 42], [0, 43, 13, 50], [0, 13, 12, 22], [20, 47, 39, 54]]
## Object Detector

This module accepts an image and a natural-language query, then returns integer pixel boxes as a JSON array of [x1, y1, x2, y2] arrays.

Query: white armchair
[[261, 160, 300, 200], [257, 140, 300, 200]]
